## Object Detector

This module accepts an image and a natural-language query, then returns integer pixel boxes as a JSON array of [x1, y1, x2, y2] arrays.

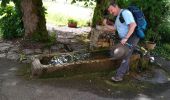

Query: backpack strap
[[119, 9, 126, 23]]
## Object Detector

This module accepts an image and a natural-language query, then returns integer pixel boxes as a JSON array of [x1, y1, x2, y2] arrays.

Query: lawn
[[43, 1, 95, 27]]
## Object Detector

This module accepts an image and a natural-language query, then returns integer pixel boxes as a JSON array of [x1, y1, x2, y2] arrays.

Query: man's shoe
[[111, 76, 123, 82]]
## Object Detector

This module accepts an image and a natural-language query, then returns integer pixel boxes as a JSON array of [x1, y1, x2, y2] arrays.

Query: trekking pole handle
[[125, 43, 133, 47], [125, 43, 148, 54]]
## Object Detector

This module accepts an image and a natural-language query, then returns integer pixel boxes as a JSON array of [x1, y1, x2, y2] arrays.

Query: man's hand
[[121, 38, 128, 45], [103, 19, 107, 26]]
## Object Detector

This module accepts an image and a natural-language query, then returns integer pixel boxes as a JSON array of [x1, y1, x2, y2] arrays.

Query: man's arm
[[125, 22, 137, 39], [121, 22, 137, 45]]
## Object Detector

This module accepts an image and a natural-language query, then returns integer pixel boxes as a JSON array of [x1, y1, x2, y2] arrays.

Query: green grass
[[43, 1, 93, 27], [45, 12, 89, 27]]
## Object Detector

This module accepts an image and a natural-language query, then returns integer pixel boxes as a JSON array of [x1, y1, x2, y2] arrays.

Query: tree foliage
[[0, 0, 24, 39], [71, 0, 96, 7], [1, 0, 48, 42], [1, 0, 21, 14]]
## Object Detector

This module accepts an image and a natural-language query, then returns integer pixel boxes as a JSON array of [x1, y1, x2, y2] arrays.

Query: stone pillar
[[89, 26, 114, 50]]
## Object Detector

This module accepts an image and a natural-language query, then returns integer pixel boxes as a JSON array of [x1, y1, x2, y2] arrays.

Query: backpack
[[119, 5, 147, 39]]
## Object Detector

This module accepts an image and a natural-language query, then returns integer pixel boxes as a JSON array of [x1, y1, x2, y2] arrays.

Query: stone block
[[23, 49, 34, 55], [0, 53, 6, 58], [6, 52, 19, 61]]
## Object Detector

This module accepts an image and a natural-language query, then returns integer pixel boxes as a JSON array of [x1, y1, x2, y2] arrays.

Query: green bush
[[43, 32, 57, 48], [157, 23, 170, 43], [0, 5, 24, 39], [154, 43, 170, 60], [145, 28, 161, 43], [48, 32, 57, 44]]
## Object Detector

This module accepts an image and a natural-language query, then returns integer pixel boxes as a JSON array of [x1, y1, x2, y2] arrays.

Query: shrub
[[44, 32, 57, 48], [145, 28, 161, 43], [154, 43, 170, 60], [0, 5, 24, 39], [157, 23, 170, 43], [48, 32, 57, 44]]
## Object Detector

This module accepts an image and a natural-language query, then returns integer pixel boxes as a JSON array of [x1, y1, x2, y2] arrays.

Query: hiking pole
[[125, 43, 148, 56], [104, 34, 154, 62], [125, 43, 155, 63]]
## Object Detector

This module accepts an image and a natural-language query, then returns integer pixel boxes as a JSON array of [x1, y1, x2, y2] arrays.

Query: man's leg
[[115, 47, 133, 78], [113, 34, 140, 80]]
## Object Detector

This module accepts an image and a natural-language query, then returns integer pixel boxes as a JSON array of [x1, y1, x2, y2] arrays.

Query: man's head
[[107, 2, 120, 16]]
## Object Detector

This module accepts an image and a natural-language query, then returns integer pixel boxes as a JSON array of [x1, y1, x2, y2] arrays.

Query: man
[[103, 2, 140, 81]]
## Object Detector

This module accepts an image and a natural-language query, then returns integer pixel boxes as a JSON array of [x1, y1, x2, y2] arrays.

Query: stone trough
[[31, 26, 144, 78], [31, 50, 141, 77]]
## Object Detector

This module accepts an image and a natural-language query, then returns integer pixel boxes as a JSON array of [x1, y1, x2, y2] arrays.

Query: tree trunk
[[21, 0, 48, 42], [92, 0, 112, 27]]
